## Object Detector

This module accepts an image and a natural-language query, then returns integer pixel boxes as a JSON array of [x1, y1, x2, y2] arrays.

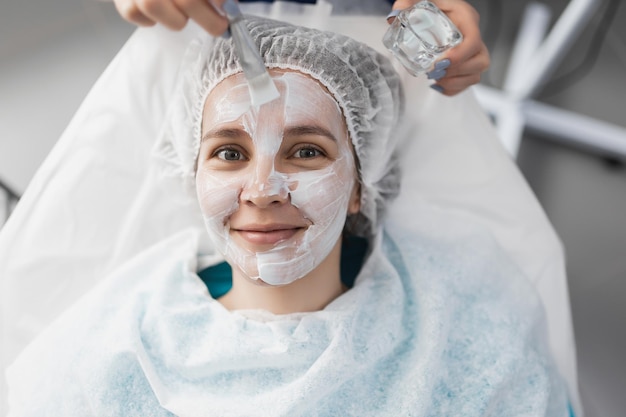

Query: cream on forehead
[[197, 71, 356, 286], [204, 71, 344, 138]]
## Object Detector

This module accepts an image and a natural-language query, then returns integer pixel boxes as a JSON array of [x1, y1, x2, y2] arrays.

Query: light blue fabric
[[6, 216, 569, 416]]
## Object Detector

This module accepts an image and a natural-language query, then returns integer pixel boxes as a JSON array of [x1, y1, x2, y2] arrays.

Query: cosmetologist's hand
[[112, 0, 488, 96], [113, 0, 229, 36], [390, 0, 490, 96]]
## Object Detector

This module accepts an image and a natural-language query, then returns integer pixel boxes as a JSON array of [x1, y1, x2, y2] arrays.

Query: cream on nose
[[240, 157, 290, 207]]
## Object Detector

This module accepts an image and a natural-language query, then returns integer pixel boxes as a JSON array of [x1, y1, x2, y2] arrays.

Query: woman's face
[[196, 70, 360, 286]]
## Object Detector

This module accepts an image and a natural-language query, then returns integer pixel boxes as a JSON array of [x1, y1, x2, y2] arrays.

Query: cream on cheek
[[197, 72, 356, 286], [196, 82, 252, 238]]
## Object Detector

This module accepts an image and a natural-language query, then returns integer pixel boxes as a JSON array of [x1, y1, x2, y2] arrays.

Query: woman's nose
[[240, 160, 290, 208]]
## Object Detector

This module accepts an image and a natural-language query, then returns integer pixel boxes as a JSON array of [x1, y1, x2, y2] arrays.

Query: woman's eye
[[293, 147, 323, 159], [216, 148, 245, 161]]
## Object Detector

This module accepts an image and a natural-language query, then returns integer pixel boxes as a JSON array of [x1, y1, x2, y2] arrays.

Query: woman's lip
[[232, 226, 304, 246], [233, 224, 303, 232]]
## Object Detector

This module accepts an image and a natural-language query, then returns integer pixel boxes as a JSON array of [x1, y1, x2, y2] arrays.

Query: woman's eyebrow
[[284, 125, 337, 142], [201, 128, 247, 143]]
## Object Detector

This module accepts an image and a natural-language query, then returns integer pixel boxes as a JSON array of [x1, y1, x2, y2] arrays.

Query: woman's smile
[[231, 224, 307, 247]]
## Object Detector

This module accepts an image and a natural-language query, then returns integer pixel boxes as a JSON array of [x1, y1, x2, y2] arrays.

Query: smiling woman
[[4, 16, 572, 417]]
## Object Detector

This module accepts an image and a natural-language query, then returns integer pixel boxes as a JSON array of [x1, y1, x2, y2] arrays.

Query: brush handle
[[220, 0, 279, 106]]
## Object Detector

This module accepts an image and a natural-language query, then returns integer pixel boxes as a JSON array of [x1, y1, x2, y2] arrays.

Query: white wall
[[0, 0, 134, 193]]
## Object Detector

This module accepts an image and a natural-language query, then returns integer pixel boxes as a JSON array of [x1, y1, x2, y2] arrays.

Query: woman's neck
[[218, 239, 345, 314]]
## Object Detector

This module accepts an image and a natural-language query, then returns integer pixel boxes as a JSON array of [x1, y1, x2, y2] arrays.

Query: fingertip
[[386, 9, 401, 23], [135, 19, 157, 27], [437, 73, 481, 95], [442, 88, 464, 97], [128, 14, 157, 27], [115, 2, 153, 26], [443, 37, 481, 65], [439, 49, 458, 70], [429, 84, 445, 94], [166, 16, 189, 30], [480, 46, 492, 72], [434, 59, 451, 71], [201, 19, 230, 37], [390, 0, 415, 11]]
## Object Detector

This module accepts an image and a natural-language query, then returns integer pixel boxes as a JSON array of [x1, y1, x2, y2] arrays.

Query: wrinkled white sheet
[[0, 5, 580, 416], [7, 210, 568, 416]]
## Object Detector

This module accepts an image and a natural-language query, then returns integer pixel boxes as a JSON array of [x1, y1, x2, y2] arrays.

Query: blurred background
[[1, 0, 625, 415]]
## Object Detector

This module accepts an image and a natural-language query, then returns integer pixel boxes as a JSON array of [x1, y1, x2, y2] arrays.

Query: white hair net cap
[[155, 16, 405, 238]]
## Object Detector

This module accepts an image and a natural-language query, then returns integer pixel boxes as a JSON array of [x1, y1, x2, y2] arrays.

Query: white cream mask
[[196, 71, 358, 286]]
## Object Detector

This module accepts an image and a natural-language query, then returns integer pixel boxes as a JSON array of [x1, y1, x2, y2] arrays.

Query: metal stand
[[474, 0, 626, 158]]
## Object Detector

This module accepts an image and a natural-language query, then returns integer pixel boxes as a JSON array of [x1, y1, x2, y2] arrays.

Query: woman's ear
[[348, 182, 361, 214]]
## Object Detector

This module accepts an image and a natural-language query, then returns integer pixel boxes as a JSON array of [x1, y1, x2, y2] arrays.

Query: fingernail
[[386, 9, 401, 20], [430, 84, 445, 94], [223, 0, 240, 17], [427, 69, 446, 80], [434, 59, 451, 71]]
